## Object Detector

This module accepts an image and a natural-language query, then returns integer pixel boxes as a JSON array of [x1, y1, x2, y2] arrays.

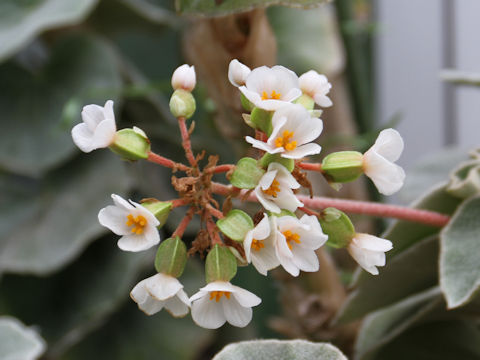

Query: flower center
[[261, 90, 282, 100], [263, 179, 280, 198], [251, 239, 265, 251], [209, 291, 231, 302], [283, 230, 301, 249], [274, 130, 297, 151], [126, 214, 147, 235]]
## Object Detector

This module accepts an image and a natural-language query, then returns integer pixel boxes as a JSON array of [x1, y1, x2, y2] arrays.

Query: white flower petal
[[71, 123, 95, 153], [255, 186, 281, 213], [370, 128, 404, 162], [353, 233, 393, 252], [81, 104, 105, 130], [98, 206, 131, 235], [245, 136, 281, 154], [314, 94, 333, 107], [230, 285, 262, 307], [364, 150, 406, 195], [191, 294, 226, 329], [259, 168, 278, 190], [164, 290, 190, 317], [243, 230, 254, 263], [271, 189, 303, 212], [171, 64, 196, 91], [280, 143, 322, 159], [293, 117, 323, 145], [137, 295, 165, 315], [268, 162, 300, 189], [117, 234, 157, 252], [130, 279, 149, 304], [251, 243, 280, 275], [111, 194, 134, 210], [145, 274, 183, 301], [292, 246, 319, 272], [282, 88, 302, 102], [91, 118, 116, 149], [222, 298, 253, 327], [228, 59, 251, 87], [199, 281, 236, 293], [252, 214, 271, 239], [239, 86, 262, 106]]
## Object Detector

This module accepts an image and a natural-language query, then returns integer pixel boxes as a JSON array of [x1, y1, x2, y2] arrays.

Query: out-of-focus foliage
[[0, 317, 46, 360]]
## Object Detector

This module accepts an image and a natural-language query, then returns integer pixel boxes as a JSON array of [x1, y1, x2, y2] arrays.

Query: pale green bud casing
[[141, 200, 172, 228], [258, 153, 295, 172], [294, 93, 315, 110], [217, 209, 254, 242], [169, 89, 196, 119], [268, 209, 296, 218], [109, 128, 150, 160], [319, 207, 355, 249], [230, 157, 265, 189], [205, 244, 237, 283], [250, 107, 273, 136], [322, 151, 364, 183], [241, 93, 255, 112], [154, 236, 187, 278]]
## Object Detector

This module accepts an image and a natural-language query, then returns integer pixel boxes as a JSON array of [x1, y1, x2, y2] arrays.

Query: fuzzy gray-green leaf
[[0, 317, 46, 360]]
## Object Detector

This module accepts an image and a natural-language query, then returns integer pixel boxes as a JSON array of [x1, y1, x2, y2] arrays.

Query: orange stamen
[[251, 239, 265, 251], [283, 230, 301, 249], [274, 130, 297, 151], [126, 214, 147, 235], [261, 90, 282, 100], [209, 291, 231, 302], [263, 179, 281, 198]]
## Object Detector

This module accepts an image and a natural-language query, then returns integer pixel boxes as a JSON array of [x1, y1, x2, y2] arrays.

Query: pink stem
[[206, 215, 223, 245], [172, 207, 195, 238], [211, 182, 450, 227], [207, 164, 235, 174], [147, 152, 190, 172], [206, 204, 224, 219], [169, 198, 191, 208], [298, 162, 323, 172], [178, 117, 197, 167]]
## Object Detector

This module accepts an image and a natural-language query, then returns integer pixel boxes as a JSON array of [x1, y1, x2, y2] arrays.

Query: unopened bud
[[141, 199, 172, 228], [294, 94, 315, 110], [250, 107, 273, 135], [109, 127, 150, 160], [169, 89, 196, 119], [322, 151, 364, 183], [319, 208, 355, 249], [171, 64, 196, 92], [228, 59, 251, 87], [205, 244, 237, 283], [154, 236, 187, 278]]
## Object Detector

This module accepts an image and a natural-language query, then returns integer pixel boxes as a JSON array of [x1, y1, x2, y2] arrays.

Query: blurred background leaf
[[0, 316, 46, 360]]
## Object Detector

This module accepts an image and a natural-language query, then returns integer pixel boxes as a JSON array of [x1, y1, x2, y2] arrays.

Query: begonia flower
[[347, 233, 393, 275], [299, 70, 332, 108], [171, 64, 196, 92], [228, 59, 251, 87]]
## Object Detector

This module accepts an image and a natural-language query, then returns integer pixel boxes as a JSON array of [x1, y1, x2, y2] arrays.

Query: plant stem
[[170, 198, 191, 208], [172, 207, 195, 238], [147, 151, 190, 171], [178, 117, 197, 167], [298, 162, 323, 172], [206, 204, 224, 219], [211, 182, 450, 227], [206, 164, 235, 174], [206, 215, 222, 245]]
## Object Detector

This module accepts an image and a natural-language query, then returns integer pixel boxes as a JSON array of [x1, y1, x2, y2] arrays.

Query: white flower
[[272, 215, 328, 277], [190, 281, 261, 329], [255, 162, 303, 214], [246, 103, 323, 159], [243, 214, 280, 275], [98, 194, 160, 252], [171, 64, 196, 92], [347, 233, 393, 275], [71, 100, 116, 153], [228, 59, 251, 87], [299, 70, 332, 107], [363, 128, 405, 195], [130, 273, 191, 317], [239, 65, 302, 111]]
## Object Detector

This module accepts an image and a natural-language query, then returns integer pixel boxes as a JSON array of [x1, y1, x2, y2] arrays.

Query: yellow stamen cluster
[[209, 291, 231, 302], [274, 130, 297, 151], [283, 230, 301, 249], [263, 179, 280, 198], [261, 90, 282, 100], [251, 239, 265, 251], [126, 214, 147, 235]]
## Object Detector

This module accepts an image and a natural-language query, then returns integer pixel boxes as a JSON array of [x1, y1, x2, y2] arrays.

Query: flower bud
[[171, 64, 196, 92], [319, 208, 355, 249], [155, 236, 188, 278], [294, 93, 315, 110], [109, 127, 150, 160], [141, 199, 172, 228], [228, 59, 251, 87], [217, 209, 254, 242], [205, 244, 237, 283], [322, 151, 364, 183], [258, 153, 295, 172], [250, 107, 273, 135], [169, 89, 196, 119]]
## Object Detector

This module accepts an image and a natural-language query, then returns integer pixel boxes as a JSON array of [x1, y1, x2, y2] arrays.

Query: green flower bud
[[250, 107, 273, 136], [230, 157, 265, 189], [169, 89, 196, 119], [322, 151, 364, 183], [205, 244, 237, 283], [217, 209, 254, 242], [141, 199, 172, 228], [154, 236, 187, 278], [109, 127, 150, 160], [258, 153, 295, 172], [294, 94, 315, 110], [240, 93, 255, 112], [319, 208, 355, 248]]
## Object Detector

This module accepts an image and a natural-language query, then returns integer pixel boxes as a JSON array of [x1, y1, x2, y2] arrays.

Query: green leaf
[[446, 160, 480, 199], [0, 240, 154, 357], [0, 316, 46, 360], [440, 195, 480, 308], [230, 157, 265, 189], [213, 339, 347, 360], [336, 235, 439, 324], [176, 0, 330, 16], [355, 287, 443, 360], [0, 0, 98, 61], [217, 209, 254, 242], [374, 320, 480, 360], [0, 34, 122, 176], [0, 151, 129, 275]]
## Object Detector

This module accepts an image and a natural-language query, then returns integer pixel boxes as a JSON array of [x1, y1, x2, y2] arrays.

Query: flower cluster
[[71, 60, 405, 329]]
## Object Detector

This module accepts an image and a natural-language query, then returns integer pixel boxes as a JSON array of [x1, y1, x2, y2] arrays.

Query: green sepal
[[205, 244, 237, 283], [268, 209, 296, 218], [446, 160, 480, 199], [109, 128, 150, 160], [250, 107, 273, 136], [319, 208, 355, 249], [258, 153, 295, 172], [322, 151, 364, 183], [230, 157, 265, 189], [217, 209, 254, 242], [154, 236, 187, 278], [294, 93, 315, 110], [141, 200, 172, 228], [169, 89, 196, 119], [240, 93, 255, 112]]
